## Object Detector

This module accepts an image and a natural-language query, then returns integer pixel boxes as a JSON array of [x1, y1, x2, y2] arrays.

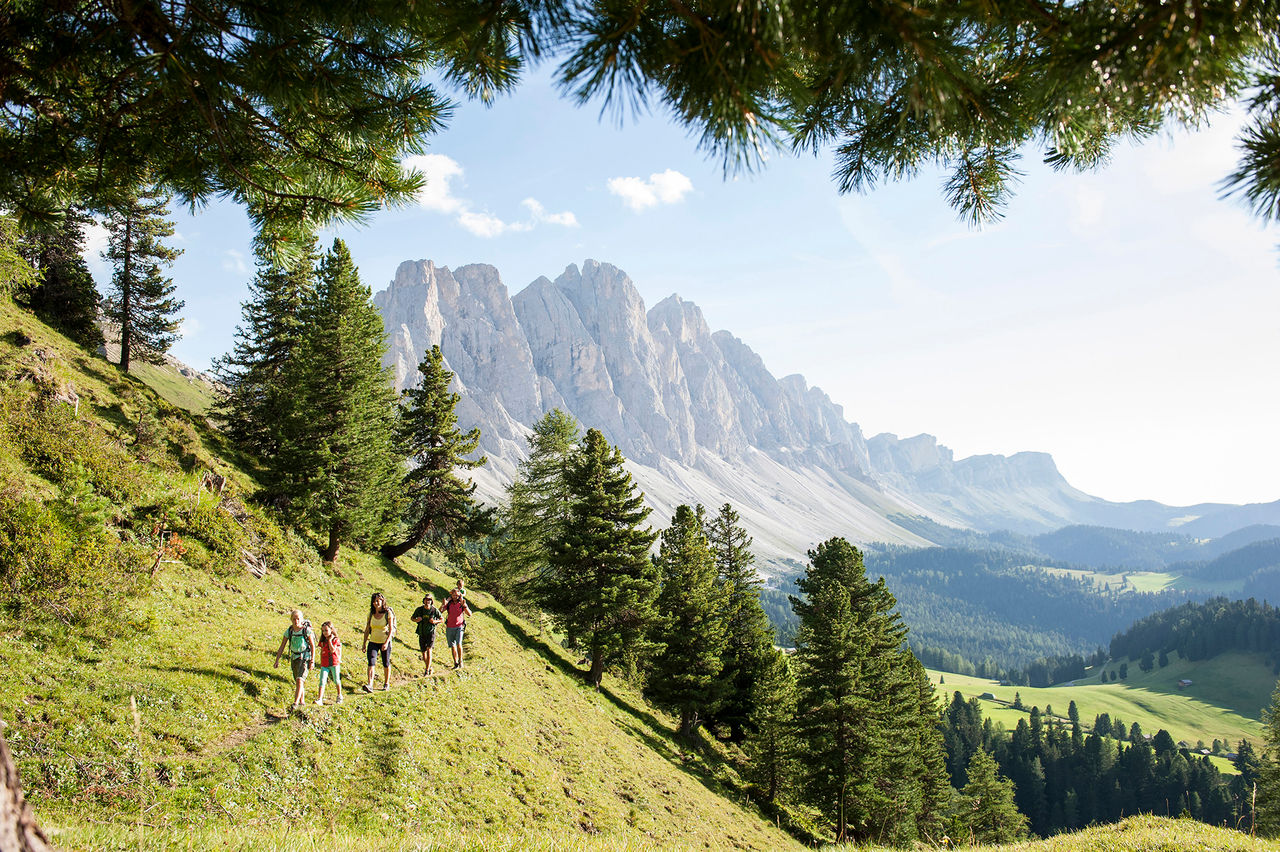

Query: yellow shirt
[[368, 611, 390, 644]]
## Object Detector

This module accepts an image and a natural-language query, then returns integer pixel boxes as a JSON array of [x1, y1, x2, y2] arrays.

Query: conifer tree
[[1257, 683, 1280, 836], [744, 647, 799, 805], [17, 211, 103, 349], [546, 428, 658, 687], [705, 502, 774, 742], [214, 240, 318, 462], [647, 504, 728, 739], [279, 239, 400, 563], [483, 409, 580, 605], [102, 185, 183, 371], [0, 216, 39, 300], [381, 345, 489, 560], [958, 748, 1029, 844], [791, 537, 947, 843]]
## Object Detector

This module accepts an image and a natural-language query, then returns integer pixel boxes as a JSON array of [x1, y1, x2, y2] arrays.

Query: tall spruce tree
[[214, 240, 318, 462], [546, 428, 658, 687], [1260, 687, 1280, 837], [102, 185, 183, 371], [382, 344, 489, 560], [647, 504, 728, 739], [704, 502, 774, 742], [278, 239, 400, 563], [791, 536, 947, 843], [744, 647, 799, 806], [958, 748, 1029, 844], [482, 409, 580, 605], [17, 211, 103, 350]]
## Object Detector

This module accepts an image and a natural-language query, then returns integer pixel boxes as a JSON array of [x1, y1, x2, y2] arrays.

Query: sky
[[85, 71, 1280, 509]]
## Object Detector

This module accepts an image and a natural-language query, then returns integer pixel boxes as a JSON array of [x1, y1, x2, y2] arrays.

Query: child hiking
[[441, 587, 472, 670], [274, 609, 315, 710], [362, 592, 395, 692], [410, 593, 443, 675], [315, 621, 344, 705]]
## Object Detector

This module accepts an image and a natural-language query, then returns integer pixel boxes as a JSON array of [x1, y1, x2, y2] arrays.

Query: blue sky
[[88, 71, 1280, 509]]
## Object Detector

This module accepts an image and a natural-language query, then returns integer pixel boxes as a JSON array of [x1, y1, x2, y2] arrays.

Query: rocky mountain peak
[[373, 256, 1122, 560]]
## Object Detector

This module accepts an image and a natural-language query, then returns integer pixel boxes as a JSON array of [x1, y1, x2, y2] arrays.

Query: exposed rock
[[371, 256, 1213, 559]]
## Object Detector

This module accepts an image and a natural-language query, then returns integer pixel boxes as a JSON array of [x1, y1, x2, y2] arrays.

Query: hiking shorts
[[446, 626, 464, 648], [418, 630, 436, 652], [290, 657, 310, 680], [317, 664, 339, 682], [366, 642, 390, 667]]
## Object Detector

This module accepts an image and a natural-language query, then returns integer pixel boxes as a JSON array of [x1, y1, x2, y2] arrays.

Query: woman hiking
[[361, 592, 395, 692]]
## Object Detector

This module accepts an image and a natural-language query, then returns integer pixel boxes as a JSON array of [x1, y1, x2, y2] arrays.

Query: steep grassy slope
[[0, 304, 800, 851], [12, 553, 800, 851], [931, 650, 1273, 746]]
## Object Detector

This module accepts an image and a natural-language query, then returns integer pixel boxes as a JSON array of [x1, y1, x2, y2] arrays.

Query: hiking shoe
[[361, 684, 372, 694], [336, 694, 344, 704], [382, 683, 391, 691]]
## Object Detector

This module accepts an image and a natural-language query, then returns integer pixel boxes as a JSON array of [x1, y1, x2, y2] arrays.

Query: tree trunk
[[321, 525, 340, 563], [380, 516, 429, 561], [380, 536, 416, 561], [0, 729, 53, 852], [587, 649, 604, 687], [679, 709, 697, 741], [119, 215, 133, 373]]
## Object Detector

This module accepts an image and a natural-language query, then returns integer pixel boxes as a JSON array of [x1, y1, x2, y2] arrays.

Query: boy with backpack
[[273, 609, 315, 710]]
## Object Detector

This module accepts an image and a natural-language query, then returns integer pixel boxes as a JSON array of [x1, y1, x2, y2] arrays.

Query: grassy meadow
[[11, 548, 803, 851], [929, 649, 1274, 749], [0, 305, 801, 851]]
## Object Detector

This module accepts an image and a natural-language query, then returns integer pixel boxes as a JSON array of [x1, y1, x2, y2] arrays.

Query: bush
[[0, 491, 149, 641], [1, 388, 143, 502]]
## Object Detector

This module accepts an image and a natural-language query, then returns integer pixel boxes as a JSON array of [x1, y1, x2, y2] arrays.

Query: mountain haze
[[374, 258, 1280, 572]]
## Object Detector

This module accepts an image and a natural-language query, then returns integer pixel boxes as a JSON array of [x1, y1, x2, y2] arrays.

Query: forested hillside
[[763, 546, 1186, 673], [1109, 598, 1280, 668]]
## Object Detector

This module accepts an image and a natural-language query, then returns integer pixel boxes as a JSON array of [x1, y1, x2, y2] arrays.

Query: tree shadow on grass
[[150, 662, 273, 701], [481, 606, 738, 798]]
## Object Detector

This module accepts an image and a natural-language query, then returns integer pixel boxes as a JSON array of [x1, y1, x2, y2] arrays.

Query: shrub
[[0, 492, 149, 641], [1, 388, 142, 502]]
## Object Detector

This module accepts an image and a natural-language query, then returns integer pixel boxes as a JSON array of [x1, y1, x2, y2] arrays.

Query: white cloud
[[403, 153, 466, 214], [523, 198, 579, 227], [402, 154, 577, 238], [457, 210, 518, 238], [607, 169, 694, 211], [222, 249, 249, 275]]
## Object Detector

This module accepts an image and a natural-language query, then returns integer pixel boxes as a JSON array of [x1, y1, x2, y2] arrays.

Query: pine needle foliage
[[705, 502, 774, 743], [1258, 681, 1280, 836], [958, 747, 1030, 844], [15, 210, 103, 350], [214, 240, 319, 463], [791, 536, 948, 844], [744, 647, 800, 806], [101, 185, 183, 372], [647, 504, 729, 739], [0, 0, 532, 258], [381, 344, 489, 561], [482, 409, 580, 605], [273, 238, 400, 563], [546, 428, 658, 687], [7, 2, 1280, 244]]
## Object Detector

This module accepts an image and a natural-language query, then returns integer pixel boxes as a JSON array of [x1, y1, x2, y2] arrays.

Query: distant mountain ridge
[[373, 257, 1280, 571]]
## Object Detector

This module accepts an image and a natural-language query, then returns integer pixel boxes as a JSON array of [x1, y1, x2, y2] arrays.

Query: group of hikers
[[273, 581, 474, 709]]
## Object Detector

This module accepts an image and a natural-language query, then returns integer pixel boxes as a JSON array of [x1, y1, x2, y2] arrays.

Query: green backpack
[[287, 623, 313, 661]]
